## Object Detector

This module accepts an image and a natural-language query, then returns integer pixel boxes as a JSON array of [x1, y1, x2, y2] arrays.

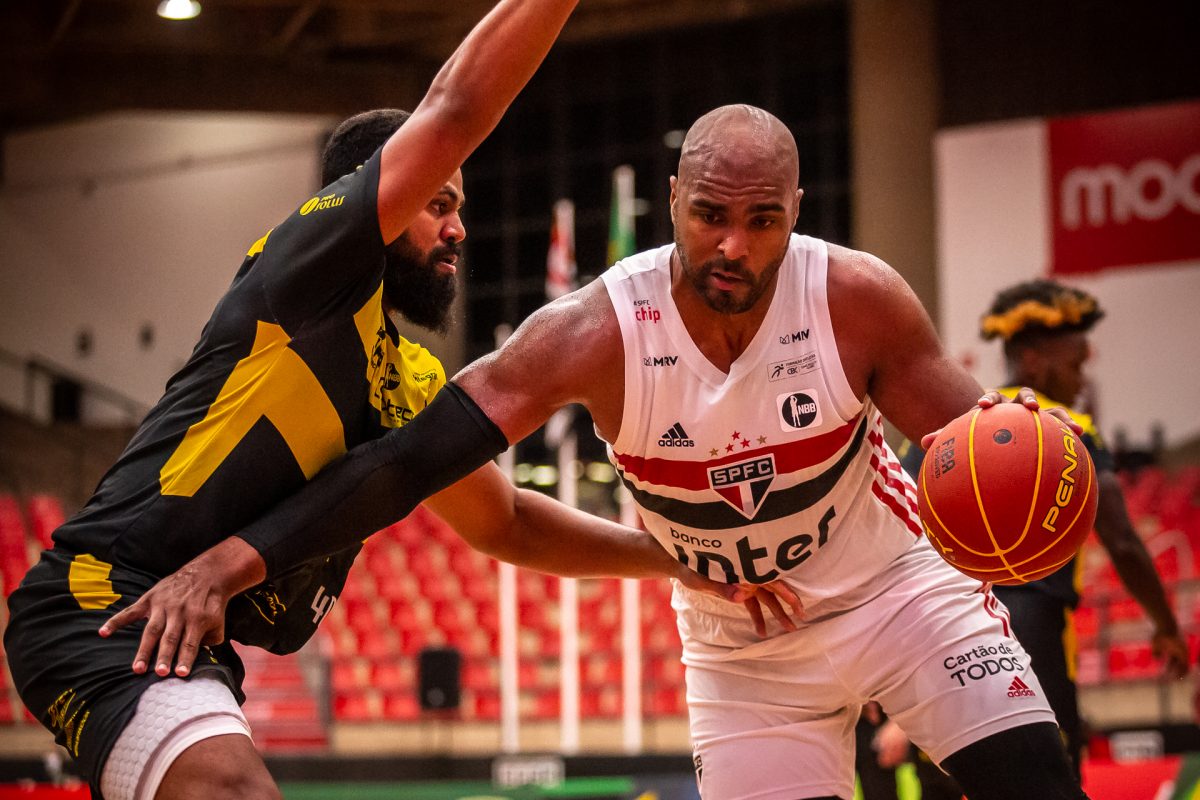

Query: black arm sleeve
[[236, 382, 509, 576]]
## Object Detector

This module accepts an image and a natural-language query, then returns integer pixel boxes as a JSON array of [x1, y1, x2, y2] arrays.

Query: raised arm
[[375, 0, 578, 243]]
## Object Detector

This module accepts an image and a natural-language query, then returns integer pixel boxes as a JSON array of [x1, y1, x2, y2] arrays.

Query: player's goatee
[[384, 239, 458, 335]]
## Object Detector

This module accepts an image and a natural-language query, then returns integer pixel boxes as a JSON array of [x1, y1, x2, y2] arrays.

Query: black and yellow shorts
[[3, 548, 243, 792]]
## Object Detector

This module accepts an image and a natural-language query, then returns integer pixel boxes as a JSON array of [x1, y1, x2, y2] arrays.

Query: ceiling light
[[157, 0, 201, 20]]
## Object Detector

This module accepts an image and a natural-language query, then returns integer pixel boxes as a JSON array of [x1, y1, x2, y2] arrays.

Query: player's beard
[[383, 234, 459, 336], [675, 237, 786, 315]]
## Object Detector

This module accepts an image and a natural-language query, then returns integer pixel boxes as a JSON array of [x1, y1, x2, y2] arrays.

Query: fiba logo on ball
[[779, 392, 819, 430]]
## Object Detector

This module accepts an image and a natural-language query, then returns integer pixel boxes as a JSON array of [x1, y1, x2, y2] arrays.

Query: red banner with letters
[[1048, 100, 1200, 274]]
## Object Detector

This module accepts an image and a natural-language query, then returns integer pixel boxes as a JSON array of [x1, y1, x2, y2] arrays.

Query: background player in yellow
[[881, 279, 1189, 795]]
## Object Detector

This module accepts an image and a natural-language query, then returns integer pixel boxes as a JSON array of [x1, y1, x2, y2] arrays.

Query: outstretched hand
[[669, 564, 804, 637], [98, 537, 266, 677], [742, 582, 805, 638], [920, 387, 1082, 449]]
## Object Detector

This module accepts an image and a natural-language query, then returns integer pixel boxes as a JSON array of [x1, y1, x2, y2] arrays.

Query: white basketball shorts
[[677, 539, 1057, 800]]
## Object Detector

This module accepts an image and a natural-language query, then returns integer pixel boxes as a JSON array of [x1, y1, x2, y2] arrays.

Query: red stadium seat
[[339, 572, 375, 604], [580, 688, 622, 718], [462, 661, 496, 692], [371, 659, 412, 692], [646, 686, 686, 717], [344, 599, 382, 637], [531, 689, 560, 719], [0, 495, 31, 591], [383, 692, 421, 721], [1072, 606, 1099, 644], [473, 599, 500, 633], [1107, 642, 1159, 681], [397, 628, 429, 656], [463, 689, 498, 720], [420, 572, 462, 604], [25, 494, 65, 550], [357, 629, 399, 659], [585, 654, 622, 687], [1107, 598, 1144, 625], [333, 690, 377, 721], [331, 659, 368, 693], [1075, 648, 1103, 686], [462, 575, 499, 605], [518, 599, 553, 631], [327, 628, 360, 659], [374, 572, 416, 601]]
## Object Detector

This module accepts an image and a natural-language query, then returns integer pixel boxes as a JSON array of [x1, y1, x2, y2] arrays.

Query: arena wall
[[935, 109, 1200, 449]]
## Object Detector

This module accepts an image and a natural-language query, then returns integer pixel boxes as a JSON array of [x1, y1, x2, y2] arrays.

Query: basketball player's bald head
[[669, 106, 802, 315], [676, 105, 799, 194]]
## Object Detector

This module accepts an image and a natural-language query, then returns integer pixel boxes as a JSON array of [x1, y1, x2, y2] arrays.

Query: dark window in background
[[937, 0, 1200, 128], [461, 3, 850, 363]]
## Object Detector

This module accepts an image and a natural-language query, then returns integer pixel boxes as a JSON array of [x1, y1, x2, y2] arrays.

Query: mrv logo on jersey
[[659, 422, 695, 447], [708, 454, 776, 518]]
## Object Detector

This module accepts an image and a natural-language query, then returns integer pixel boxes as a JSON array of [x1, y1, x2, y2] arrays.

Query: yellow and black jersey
[[48, 148, 445, 652], [897, 388, 1113, 607]]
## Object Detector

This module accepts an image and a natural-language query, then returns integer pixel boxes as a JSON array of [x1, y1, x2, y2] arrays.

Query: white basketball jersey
[[601, 234, 925, 608]]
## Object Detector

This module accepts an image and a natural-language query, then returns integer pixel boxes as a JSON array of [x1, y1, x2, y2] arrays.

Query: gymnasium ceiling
[[1, 0, 823, 133]]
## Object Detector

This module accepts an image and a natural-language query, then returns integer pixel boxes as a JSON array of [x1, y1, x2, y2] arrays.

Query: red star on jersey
[[740, 438, 750, 449], [725, 443, 735, 453], [731, 431, 741, 439]]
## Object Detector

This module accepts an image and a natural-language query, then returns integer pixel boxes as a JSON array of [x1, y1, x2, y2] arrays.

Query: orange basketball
[[917, 403, 1098, 585]]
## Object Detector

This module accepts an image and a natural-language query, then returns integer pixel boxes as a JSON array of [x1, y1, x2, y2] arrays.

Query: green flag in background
[[607, 165, 636, 265]]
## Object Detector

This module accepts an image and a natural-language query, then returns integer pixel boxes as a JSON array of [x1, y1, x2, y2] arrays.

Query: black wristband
[[237, 382, 509, 576]]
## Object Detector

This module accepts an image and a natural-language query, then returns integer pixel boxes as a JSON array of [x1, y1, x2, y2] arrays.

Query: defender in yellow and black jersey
[[4, 137, 453, 780], [4, 11, 745, 793]]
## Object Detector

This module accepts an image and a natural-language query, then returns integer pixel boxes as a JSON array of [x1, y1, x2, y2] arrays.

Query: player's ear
[[669, 176, 679, 225], [792, 188, 803, 228]]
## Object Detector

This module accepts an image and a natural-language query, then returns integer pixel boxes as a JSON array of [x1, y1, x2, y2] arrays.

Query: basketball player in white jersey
[[106, 105, 1087, 799]]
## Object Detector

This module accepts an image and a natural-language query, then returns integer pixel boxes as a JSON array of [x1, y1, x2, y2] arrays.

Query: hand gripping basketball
[[916, 403, 1098, 585]]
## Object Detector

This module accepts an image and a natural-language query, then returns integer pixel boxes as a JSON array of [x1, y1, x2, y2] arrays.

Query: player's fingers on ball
[[1016, 386, 1040, 407], [1048, 407, 1083, 434], [976, 391, 1001, 408]]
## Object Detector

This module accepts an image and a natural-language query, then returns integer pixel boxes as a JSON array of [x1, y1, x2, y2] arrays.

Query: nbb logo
[[1050, 100, 1200, 274]]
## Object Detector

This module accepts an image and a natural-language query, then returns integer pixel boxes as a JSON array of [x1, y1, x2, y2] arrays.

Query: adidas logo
[[658, 422, 695, 448], [1006, 676, 1036, 698]]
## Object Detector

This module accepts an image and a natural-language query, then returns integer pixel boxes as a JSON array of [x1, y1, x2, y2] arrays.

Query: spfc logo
[[707, 454, 776, 519]]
